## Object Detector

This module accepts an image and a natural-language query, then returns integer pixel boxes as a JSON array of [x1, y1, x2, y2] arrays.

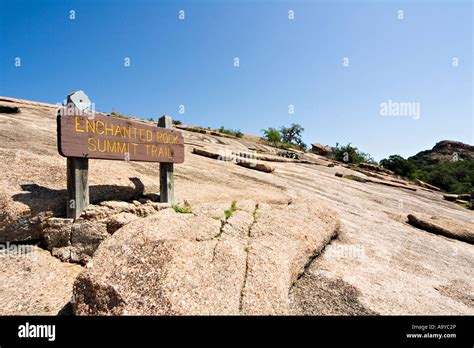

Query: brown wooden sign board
[[57, 113, 184, 163]]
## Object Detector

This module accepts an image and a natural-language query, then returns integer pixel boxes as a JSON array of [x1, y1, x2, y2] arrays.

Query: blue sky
[[0, 0, 472, 160]]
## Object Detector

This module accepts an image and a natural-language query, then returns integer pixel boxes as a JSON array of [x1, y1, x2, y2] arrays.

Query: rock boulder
[[73, 200, 340, 315], [407, 213, 474, 244]]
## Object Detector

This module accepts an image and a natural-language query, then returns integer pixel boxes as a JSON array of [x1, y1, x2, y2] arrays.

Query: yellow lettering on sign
[[156, 131, 163, 143], [75, 117, 84, 132], [138, 128, 145, 141], [68, 117, 180, 161], [87, 138, 96, 152], [123, 125, 130, 138], [96, 121, 105, 135], [97, 138, 106, 152], [105, 123, 114, 136], [106, 140, 116, 153], [117, 142, 128, 154], [146, 130, 152, 142], [115, 125, 123, 137], [85, 119, 96, 133]]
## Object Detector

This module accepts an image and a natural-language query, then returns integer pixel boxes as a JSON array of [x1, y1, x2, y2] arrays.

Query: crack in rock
[[293, 225, 339, 284], [239, 203, 259, 313], [72, 199, 340, 315]]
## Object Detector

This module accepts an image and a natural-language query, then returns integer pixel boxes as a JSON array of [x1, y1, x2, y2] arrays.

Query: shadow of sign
[[12, 177, 147, 217]]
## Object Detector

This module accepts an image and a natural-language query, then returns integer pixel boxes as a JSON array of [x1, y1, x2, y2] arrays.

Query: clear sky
[[0, 0, 472, 160]]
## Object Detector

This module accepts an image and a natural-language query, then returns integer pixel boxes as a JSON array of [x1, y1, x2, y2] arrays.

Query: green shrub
[[261, 128, 281, 145], [110, 111, 130, 119], [411, 160, 474, 193], [259, 124, 307, 151], [279, 124, 307, 151], [380, 155, 416, 177], [330, 143, 374, 164], [187, 126, 207, 134], [380, 151, 474, 194], [218, 126, 243, 138], [172, 203, 193, 214]]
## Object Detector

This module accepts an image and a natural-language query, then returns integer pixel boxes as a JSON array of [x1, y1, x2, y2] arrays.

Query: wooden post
[[67, 157, 89, 218], [158, 115, 174, 204], [65, 92, 89, 219]]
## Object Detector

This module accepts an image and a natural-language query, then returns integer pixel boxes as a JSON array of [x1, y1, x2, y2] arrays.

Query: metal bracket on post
[[158, 115, 174, 204]]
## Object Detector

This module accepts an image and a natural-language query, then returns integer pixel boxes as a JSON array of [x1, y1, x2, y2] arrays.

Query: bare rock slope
[[73, 200, 339, 315], [0, 96, 473, 315]]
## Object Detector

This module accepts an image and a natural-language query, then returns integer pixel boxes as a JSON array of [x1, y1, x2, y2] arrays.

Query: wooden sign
[[58, 91, 181, 218], [57, 113, 184, 163]]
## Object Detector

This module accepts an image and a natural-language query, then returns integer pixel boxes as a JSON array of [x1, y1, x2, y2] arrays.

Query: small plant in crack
[[252, 203, 259, 222], [172, 202, 193, 214], [239, 203, 259, 313], [224, 200, 238, 220]]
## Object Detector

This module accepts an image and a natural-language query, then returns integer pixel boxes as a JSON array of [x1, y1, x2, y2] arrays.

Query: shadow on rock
[[12, 177, 147, 217]]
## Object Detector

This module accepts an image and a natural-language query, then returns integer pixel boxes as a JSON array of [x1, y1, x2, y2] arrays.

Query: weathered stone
[[51, 246, 72, 262], [443, 194, 458, 202], [235, 151, 297, 163], [72, 201, 339, 315], [99, 200, 136, 211], [134, 205, 159, 217], [105, 212, 139, 234], [39, 199, 172, 264], [358, 162, 393, 175], [311, 143, 332, 156], [407, 214, 474, 244], [348, 174, 417, 191], [415, 179, 441, 191], [80, 206, 111, 221], [70, 220, 109, 264], [236, 161, 275, 173], [148, 202, 171, 211], [43, 216, 107, 264], [0, 245, 81, 315], [42, 217, 73, 250], [192, 147, 233, 161]]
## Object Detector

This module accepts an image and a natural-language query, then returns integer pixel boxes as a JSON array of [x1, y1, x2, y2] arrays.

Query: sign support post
[[67, 157, 89, 218], [158, 115, 174, 204], [65, 92, 90, 219]]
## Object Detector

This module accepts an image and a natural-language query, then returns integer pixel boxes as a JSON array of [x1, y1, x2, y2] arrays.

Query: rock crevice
[[72, 199, 340, 315]]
